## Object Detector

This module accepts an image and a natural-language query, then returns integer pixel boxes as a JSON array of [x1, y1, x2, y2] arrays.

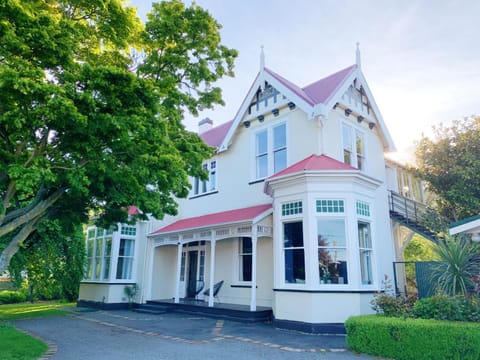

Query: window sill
[[189, 190, 219, 199], [274, 288, 376, 294], [249, 179, 265, 185], [81, 281, 136, 285], [230, 284, 258, 289]]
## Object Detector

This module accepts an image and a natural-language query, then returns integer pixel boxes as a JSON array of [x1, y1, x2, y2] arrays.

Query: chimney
[[198, 117, 213, 134]]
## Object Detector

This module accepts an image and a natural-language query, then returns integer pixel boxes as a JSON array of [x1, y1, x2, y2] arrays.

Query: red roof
[[150, 204, 272, 235], [265, 65, 356, 106], [200, 120, 234, 148], [128, 206, 140, 216], [269, 154, 356, 180], [303, 65, 357, 104]]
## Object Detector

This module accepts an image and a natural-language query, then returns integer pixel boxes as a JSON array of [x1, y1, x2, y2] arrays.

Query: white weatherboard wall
[[274, 292, 374, 323]]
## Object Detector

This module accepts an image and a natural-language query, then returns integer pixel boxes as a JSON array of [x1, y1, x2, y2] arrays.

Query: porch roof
[[150, 204, 272, 236]]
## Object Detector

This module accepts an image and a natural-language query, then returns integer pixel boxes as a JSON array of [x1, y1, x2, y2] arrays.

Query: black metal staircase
[[388, 191, 446, 243]]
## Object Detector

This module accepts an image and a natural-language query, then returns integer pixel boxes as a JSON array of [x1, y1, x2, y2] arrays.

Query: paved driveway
[[13, 309, 376, 359]]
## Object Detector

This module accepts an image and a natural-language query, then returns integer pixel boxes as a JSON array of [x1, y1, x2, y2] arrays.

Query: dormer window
[[342, 124, 365, 171]]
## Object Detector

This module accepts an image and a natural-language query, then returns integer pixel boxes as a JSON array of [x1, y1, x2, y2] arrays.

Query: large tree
[[0, 0, 238, 272], [415, 116, 480, 221]]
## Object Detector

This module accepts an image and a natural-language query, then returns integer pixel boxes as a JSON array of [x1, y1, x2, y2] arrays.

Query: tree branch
[[0, 216, 42, 273], [0, 185, 47, 226], [0, 187, 66, 238]]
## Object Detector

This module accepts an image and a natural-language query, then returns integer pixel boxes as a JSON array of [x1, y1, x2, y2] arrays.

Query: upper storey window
[[342, 124, 365, 171], [192, 160, 217, 196], [255, 123, 287, 180]]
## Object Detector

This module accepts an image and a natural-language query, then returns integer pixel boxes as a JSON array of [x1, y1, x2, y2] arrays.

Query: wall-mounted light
[[288, 102, 296, 110], [368, 122, 376, 129], [345, 108, 352, 117], [272, 108, 279, 117], [357, 115, 364, 123], [257, 115, 264, 122], [244, 120, 251, 128]]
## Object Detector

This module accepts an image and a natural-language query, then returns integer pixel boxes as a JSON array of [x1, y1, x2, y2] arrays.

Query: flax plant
[[431, 236, 480, 296]]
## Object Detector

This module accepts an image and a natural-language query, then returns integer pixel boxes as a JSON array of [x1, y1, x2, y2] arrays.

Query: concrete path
[[13, 309, 377, 359]]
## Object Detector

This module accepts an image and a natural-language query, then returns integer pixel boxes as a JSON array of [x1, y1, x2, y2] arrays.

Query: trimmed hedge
[[345, 315, 480, 360], [0, 290, 27, 304]]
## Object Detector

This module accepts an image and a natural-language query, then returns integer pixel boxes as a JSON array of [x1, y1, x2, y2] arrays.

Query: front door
[[187, 251, 198, 298]]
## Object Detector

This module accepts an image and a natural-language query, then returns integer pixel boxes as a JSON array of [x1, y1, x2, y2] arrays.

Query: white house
[[79, 47, 420, 332]]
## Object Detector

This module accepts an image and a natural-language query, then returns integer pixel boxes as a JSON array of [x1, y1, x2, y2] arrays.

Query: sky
[[128, 0, 480, 155]]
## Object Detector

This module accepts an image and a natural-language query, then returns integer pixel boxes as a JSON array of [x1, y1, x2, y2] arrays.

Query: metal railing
[[388, 191, 448, 242]]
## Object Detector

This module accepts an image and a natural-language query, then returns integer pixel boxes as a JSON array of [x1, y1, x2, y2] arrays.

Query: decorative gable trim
[[218, 62, 396, 153]]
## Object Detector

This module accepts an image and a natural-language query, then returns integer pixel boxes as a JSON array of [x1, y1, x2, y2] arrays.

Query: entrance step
[[133, 303, 173, 315]]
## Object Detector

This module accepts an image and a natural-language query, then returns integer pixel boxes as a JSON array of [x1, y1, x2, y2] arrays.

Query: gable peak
[[260, 45, 265, 70], [356, 42, 361, 69]]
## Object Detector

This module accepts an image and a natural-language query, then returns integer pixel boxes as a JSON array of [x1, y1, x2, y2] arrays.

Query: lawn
[[0, 302, 75, 360], [0, 301, 75, 320]]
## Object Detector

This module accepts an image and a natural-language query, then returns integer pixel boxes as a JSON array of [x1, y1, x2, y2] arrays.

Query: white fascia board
[[252, 208, 273, 224], [218, 72, 262, 153], [354, 72, 396, 152], [449, 218, 480, 235], [262, 73, 314, 117]]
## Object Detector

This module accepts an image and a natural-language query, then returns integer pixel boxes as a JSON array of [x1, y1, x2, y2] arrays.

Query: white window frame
[[253, 122, 288, 180], [84, 227, 114, 282], [342, 123, 366, 171], [283, 220, 305, 284], [192, 159, 217, 196], [116, 237, 135, 280], [356, 199, 375, 287], [237, 237, 252, 283], [358, 221, 373, 285], [316, 199, 349, 286]]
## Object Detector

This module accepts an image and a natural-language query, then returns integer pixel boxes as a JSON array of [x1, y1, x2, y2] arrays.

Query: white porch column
[[174, 240, 182, 304], [250, 225, 258, 311], [208, 236, 216, 307]]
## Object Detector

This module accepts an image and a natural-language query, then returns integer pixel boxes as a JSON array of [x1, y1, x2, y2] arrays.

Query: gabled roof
[[199, 120, 234, 148], [218, 61, 395, 153], [303, 65, 357, 105], [268, 154, 357, 180], [150, 204, 272, 235]]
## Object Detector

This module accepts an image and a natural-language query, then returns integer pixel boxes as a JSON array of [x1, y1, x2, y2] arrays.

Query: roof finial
[[260, 45, 265, 69], [356, 42, 361, 68]]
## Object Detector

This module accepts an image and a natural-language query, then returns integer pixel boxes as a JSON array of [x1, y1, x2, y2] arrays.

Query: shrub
[[0, 290, 27, 304], [413, 295, 480, 322], [346, 315, 480, 360], [371, 293, 416, 317]]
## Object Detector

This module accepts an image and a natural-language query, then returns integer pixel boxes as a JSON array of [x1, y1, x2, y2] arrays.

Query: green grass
[[0, 322, 48, 360], [0, 301, 75, 320], [0, 302, 75, 360]]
